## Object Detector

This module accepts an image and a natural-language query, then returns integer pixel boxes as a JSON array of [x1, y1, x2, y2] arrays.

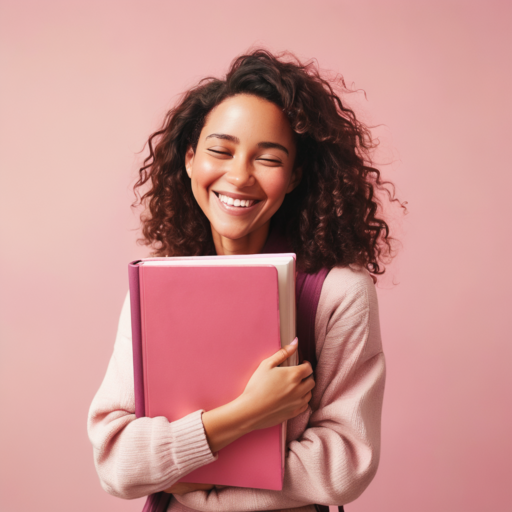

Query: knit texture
[[87, 265, 385, 511]]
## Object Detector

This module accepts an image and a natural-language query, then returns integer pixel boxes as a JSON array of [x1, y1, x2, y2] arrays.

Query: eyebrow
[[258, 141, 289, 156], [205, 133, 289, 156], [205, 133, 240, 144]]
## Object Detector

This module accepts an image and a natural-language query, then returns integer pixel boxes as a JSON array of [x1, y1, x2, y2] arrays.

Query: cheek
[[192, 159, 224, 190], [261, 170, 293, 199]]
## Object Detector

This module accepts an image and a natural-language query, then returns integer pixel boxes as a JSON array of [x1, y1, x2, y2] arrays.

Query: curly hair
[[134, 49, 402, 275]]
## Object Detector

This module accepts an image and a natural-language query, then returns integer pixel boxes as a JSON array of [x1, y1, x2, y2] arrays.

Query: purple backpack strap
[[141, 492, 171, 512], [297, 268, 345, 512], [295, 268, 329, 371]]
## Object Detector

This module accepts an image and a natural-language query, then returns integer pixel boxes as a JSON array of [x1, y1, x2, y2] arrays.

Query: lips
[[214, 191, 261, 208], [213, 191, 262, 215], [217, 193, 255, 208]]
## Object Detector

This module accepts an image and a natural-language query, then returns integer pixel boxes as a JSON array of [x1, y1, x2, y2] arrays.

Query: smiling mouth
[[214, 192, 260, 208]]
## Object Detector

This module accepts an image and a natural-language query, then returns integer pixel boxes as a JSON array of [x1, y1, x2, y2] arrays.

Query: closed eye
[[208, 149, 231, 156], [258, 157, 282, 165], [207, 148, 282, 165]]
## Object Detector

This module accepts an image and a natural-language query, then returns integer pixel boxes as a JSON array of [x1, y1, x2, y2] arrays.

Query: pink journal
[[129, 260, 286, 490]]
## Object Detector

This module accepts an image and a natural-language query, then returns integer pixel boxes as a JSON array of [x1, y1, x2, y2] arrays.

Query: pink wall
[[1, 1, 510, 511]]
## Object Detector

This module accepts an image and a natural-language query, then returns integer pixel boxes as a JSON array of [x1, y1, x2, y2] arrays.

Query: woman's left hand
[[163, 482, 215, 494]]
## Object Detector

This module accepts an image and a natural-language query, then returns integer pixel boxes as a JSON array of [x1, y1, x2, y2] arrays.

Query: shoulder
[[315, 265, 382, 357], [320, 265, 378, 317]]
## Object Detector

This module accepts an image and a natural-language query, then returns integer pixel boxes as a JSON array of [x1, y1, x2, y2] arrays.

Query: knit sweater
[[87, 265, 385, 511]]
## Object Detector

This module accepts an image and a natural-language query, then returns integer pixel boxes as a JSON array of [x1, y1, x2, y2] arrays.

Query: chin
[[215, 228, 250, 241]]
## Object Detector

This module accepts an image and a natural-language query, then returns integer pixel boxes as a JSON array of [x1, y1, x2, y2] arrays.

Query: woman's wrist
[[201, 394, 256, 454]]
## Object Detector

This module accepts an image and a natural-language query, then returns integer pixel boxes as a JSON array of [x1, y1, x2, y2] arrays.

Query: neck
[[212, 222, 270, 256]]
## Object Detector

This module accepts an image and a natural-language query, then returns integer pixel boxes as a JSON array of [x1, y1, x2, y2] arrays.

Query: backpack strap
[[295, 268, 330, 371], [141, 491, 171, 512], [297, 268, 345, 512]]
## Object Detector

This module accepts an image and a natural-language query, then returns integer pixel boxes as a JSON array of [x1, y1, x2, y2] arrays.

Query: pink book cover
[[129, 262, 284, 490]]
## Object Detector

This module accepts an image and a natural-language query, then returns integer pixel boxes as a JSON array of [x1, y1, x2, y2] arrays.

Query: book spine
[[128, 261, 145, 418]]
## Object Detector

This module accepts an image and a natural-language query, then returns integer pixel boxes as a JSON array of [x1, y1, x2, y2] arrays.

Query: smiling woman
[[185, 95, 301, 255], [132, 49, 396, 274], [87, 48, 398, 512]]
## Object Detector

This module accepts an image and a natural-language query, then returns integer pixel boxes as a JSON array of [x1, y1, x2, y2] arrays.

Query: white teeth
[[218, 194, 255, 208]]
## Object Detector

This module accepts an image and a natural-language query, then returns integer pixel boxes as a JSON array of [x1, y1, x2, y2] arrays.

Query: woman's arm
[[88, 294, 315, 499], [164, 340, 314, 495], [175, 267, 385, 511], [202, 339, 314, 452]]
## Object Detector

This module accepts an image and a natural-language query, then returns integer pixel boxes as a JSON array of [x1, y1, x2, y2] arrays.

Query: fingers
[[296, 360, 314, 380], [299, 402, 310, 414], [297, 374, 315, 395], [292, 399, 311, 418], [301, 390, 313, 403], [296, 388, 313, 415], [266, 338, 298, 368], [267, 352, 314, 384]]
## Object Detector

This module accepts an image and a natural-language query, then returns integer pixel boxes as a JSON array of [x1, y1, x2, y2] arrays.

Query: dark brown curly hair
[[134, 49, 402, 275]]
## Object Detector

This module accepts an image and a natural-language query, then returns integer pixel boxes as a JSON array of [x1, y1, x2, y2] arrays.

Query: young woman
[[88, 49, 395, 511]]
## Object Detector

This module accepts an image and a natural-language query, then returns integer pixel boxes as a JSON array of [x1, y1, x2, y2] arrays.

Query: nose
[[224, 156, 255, 188]]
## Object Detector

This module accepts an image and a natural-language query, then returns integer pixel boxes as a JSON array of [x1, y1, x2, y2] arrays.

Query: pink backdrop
[[1, 1, 511, 511]]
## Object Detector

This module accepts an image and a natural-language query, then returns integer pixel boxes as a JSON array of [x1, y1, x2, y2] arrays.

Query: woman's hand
[[238, 339, 315, 431], [201, 340, 314, 453], [164, 482, 215, 494]]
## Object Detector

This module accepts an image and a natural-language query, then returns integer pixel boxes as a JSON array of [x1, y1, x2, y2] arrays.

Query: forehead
[[201, 94, 295, 145]]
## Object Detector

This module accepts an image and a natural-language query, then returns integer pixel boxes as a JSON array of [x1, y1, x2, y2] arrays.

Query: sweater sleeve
[[175, 267, 386, 511], [87, 293, 217, 499]]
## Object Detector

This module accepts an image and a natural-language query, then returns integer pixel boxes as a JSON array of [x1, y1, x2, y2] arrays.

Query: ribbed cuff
[[170, 409, 217, 476]]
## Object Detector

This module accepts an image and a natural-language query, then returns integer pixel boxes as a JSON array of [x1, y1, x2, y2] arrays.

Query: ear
[[286, 166, 302, 193], [185, 146, 195, 178]]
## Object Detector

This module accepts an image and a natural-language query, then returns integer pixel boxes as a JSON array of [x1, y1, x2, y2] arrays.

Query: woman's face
[[185, 94, 301, 252]]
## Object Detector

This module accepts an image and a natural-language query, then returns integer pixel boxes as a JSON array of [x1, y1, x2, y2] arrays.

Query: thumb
[[266, 338, 298, 368]]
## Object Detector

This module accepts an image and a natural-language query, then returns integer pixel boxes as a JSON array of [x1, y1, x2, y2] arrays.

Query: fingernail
[[290, 338, 298, 346]]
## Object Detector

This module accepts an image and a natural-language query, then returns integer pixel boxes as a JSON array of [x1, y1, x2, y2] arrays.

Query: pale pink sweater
[[87, 266, 385, 511]]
